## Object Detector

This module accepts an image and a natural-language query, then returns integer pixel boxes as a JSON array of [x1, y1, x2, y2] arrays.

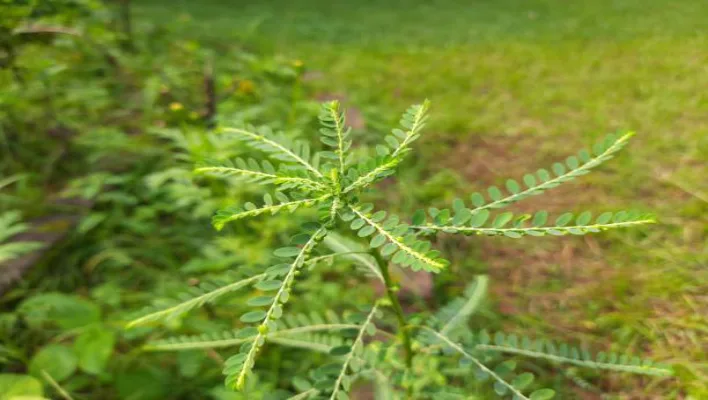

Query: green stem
[[371, 250, 413, 369]]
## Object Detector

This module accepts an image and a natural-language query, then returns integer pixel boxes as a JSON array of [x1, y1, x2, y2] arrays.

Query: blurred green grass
[[137, 1, 707, 397]]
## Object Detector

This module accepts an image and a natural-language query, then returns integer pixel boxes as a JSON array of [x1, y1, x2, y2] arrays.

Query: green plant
[[126, 100, 671, 398], [0, 211, 41, 265]]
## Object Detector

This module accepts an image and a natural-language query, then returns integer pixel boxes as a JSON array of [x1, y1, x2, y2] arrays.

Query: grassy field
[[136, 1, 707, 397]]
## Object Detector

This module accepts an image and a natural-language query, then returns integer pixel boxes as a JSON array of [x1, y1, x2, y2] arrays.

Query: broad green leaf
[[0, 374, 44, 399], [74, 326, 116, 375], [18, 293, 100, 330], [116, 367, 169, 400], [29, 345, 77, 382]]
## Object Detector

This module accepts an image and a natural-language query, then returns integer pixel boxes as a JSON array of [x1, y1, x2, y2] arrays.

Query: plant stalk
[[371, 250, 413, 369]]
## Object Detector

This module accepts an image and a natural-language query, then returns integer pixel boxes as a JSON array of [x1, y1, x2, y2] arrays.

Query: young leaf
[[347, 205, 447, 272]]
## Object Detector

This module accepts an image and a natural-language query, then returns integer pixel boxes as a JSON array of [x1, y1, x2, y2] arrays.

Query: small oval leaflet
[[370, 234, 386, 248], [596, 211, 613, 224], [411, 209, 426, 225], [358, 225, 376, 237], [555, 212, 574, 226], [290, 233, 311, 245], [576, 211, 592, 225], [381, 243, 398, 256], [532, 210, 548, 227], [506, 179, 520, 194], [513, 372, 535, 390], [350, 219, 366, 230], [492, 212, 514, 228], [329, 345, 352, 356], [470, 192, 485, 207], [273, 247, 301, 257], [240, 310, 266, 323], [469, 210, 490, 227], [488, 186, 502, 201], [493, 381, 508, 395], [247, 296, 273, 307]]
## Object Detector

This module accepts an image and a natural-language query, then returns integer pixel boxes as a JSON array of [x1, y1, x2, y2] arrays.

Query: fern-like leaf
[[473, 331, 673, 377], [318, 101, 352, 174], [342, 156, 399, 194], [423, 328, 555, 400], [342, 204, 448, 272], [0, 211, 31, 243], [221, 126, 323, 178], [449, 132, 634, 213], [126, 273, 266, 328], [145, 328, 258, 351], [413, 209, 655, 238], [224, 225, 328, 390], [146, 311, 358, 351], [0, 242, 44, 265], [0, 211, 42, 264], [388, 100, 431, 158], [195, 158, 325, 191], [342, 101, 430, 194], [269, 334, 346, 354], [318, 304, 380, 400], [213, 193, 331, 231]]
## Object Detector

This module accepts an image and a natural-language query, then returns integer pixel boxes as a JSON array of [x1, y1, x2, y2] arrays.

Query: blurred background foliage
[[0, 0, 705, 399]]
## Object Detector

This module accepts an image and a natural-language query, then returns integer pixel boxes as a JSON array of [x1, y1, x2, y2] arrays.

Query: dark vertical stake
[[204, 56, 217, 128]]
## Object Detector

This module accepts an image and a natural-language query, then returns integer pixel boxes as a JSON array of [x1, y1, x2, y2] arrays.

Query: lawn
[[135, 1, 707, 397]]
